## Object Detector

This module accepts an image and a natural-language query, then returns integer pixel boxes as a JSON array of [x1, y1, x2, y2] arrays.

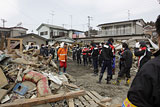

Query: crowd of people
[[27, 15, 160, 106], [28, 15, 160, 107], [71, 37, 152, 85]]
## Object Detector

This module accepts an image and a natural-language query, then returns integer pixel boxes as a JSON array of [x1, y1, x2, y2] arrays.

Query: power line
[[50, 11, 54, 25]]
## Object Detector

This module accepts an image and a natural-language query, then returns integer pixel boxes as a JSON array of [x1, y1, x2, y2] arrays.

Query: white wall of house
[[68, 31, 73, 38], [135, 21, 144, 34], [51, 29, 68, 37], [136, 25, 144, 34], [98, 21, 144, 37], [38, 26, 50, 39]]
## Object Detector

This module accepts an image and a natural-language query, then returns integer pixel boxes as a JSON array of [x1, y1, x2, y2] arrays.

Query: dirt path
[[66, 59, 137, 104]]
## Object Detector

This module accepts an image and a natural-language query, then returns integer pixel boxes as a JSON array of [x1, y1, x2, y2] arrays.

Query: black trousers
[[77, 55, 81, 64], [72, 52, 76, 61], [99, 56, 103, 67], [83, 55, 88, 66], [99, 60, 112, 81], [88, 56, 92, 65], [93, 58, 98, 71], [118, 65, 131, 78]]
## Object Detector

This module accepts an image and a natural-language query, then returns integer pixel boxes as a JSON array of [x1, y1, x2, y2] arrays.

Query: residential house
[[15, 33, 47, 46], [144, 25, 157, 39], [0, 27, 28, 38], [36, 23, 68, 40], [98, 19, 146, 37], [68, 29, 85, 39]]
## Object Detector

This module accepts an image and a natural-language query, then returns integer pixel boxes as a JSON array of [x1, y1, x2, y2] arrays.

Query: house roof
[[14, 33, 47, 41], [97, 19, 146, 27], [0, 27, 11, 30], [0, 27, 28, 31], [36, 23, 68, 31], [55, 36, 75, 43], [68, 29, 84, 32], [10, 27, 28, 30]]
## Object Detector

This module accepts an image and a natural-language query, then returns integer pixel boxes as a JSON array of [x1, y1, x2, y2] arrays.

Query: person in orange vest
[[82, 46, 89, 66], [57, 43, 68, 73]]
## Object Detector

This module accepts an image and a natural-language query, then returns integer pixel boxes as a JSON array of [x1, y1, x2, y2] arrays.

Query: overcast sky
[[0, 0, 160, 33]]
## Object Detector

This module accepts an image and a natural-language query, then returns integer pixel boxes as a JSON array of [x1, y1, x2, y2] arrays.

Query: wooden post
[[0, 36, 5, 51], [7, 39, 10, 53], [6, 38, 23, 53]]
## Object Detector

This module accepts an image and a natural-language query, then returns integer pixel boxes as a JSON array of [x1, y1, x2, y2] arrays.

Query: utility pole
[[70, 15, 72, 29], [88, 16, 93, 37], [128, 10, 130, 20], [1, 19, 7, 27], [62, 24, 67, 28], [50, 11, 54, 25]]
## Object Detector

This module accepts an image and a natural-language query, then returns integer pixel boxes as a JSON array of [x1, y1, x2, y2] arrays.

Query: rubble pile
[[0, 49, 86, 107]]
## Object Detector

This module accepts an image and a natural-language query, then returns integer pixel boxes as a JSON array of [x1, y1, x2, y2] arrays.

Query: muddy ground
[[65, 58, 137, 105]]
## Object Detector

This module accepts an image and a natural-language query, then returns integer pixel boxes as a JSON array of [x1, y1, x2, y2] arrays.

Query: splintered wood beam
[[68, 98, 75, 107], [1, 90, 86, 107]]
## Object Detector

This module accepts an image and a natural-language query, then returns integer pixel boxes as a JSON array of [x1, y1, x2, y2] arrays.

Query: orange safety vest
[[57, 47, 68, 62]]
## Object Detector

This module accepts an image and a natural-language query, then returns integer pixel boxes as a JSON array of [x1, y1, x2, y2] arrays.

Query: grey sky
[[0, 0, 160, 33]]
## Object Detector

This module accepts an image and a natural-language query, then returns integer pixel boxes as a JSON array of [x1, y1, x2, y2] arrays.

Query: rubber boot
[[113, 77, 121, 85], [125, 78, 130, 86], [95, 69, 99, 76], [106, 75, 111, 84], [97, 73, 103, 84], [93, 69, 98, 76]]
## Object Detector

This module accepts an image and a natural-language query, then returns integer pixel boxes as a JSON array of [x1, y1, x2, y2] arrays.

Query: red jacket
[[82, 48, 89, 55]]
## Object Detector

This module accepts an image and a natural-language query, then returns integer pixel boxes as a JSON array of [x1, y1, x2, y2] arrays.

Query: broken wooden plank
[[0, 68, 8, 88], [87, 91, 108, 107], [63, 83, 79, 89], [46, 55, 53, 65], [97, 102, 107, 107], [83, 94, 98, 107], [86, 91, 100, 103], [100, 97, 112, 103], [50, 60, 58, 71], [0, 89, 8, 101], [78, 96, 90, 106], [64, 73, 76, 82], [74, 99, 84, 107], [110, 104, 122, 107], [1, 90, 86, 107], [0, 83, 16, 102], [90, 91, 103, 100], [68, 98, 74, 107]]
